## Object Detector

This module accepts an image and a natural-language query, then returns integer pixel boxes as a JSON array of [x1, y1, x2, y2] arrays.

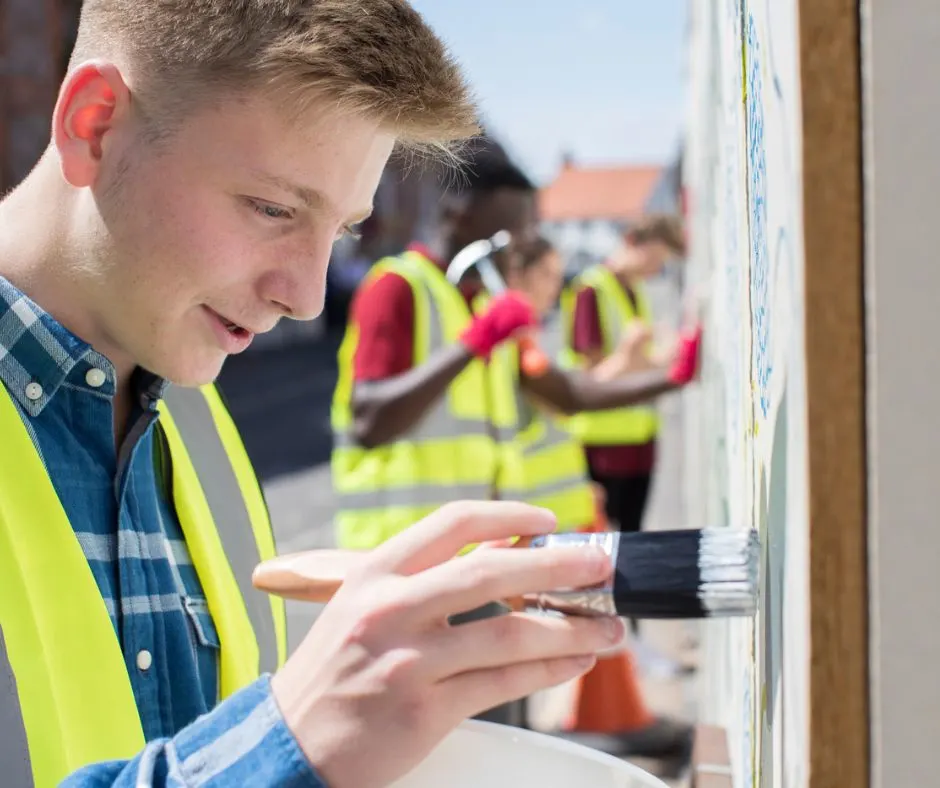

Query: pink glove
[[668, 325, 703, 385], [460, 291, 537, 359]]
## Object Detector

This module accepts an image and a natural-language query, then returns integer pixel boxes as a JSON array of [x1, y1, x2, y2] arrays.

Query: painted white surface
[[863, 2, 940, 786], [683, 1, 809, 785]]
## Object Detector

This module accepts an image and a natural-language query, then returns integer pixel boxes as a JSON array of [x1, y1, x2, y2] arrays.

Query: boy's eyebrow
[[250, 170, 330, 210], [250, 169, 373, 223]]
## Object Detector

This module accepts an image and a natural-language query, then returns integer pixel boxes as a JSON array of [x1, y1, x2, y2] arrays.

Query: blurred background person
[[561, 215, 686, 537], [329, 141, 699, 725], [559, 215, 691, 676], [506, 236, 693, 764]]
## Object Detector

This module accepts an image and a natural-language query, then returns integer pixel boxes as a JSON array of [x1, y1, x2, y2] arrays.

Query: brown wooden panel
[[798, 1, 870, 785]]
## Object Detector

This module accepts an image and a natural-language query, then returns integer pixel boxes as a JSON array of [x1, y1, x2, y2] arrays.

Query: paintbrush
[[252, 529, 759, 620], [526, 529, 759, 619]]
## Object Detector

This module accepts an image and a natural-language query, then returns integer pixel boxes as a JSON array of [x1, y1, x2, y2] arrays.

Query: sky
[[409, 0, 689, 184]]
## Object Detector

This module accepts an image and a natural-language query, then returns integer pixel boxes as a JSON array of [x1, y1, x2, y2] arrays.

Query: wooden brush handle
[[253, 539, 534, 609], [251, 549, 368, 602]]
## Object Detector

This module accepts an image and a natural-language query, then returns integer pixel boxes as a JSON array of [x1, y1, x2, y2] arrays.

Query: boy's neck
[[1, 155, 140, 444]]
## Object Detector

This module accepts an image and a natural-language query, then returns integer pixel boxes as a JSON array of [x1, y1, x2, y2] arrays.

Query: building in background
[[538, 156, 663, 277]]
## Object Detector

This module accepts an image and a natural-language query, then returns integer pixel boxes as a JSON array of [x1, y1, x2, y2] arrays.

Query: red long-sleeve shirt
[[351, 245, 477, 381], [571, 286, 656, 477]]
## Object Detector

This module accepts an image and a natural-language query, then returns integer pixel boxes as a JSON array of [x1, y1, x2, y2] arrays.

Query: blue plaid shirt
[[0, 277, 321, 787]]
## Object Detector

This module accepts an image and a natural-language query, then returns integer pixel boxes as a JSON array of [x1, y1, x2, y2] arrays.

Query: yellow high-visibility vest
[[467, 292, 595, 533], [513, 396, 596, 531], [559, 264, 660, 445], [331, 250, 525, 550], [0, 383, 286, 788]]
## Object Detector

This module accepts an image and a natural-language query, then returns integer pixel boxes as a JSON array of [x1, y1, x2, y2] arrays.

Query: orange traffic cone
[[563, 485, 655, 734], [563, 649, 654, 734]]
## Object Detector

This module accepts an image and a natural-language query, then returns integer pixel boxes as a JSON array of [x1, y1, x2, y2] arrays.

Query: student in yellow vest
[[332, 150, 699, 553], [331, 144, 701, 727], [506, 236, 693, 761], [0, 4, 636, 787], [561, 215, 688, 537], [503, 235, 646, 532], [560, 215, 693, 664]]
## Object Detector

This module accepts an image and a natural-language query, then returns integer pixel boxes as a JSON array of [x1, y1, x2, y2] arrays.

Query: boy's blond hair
[[70, 0, 479, 152]]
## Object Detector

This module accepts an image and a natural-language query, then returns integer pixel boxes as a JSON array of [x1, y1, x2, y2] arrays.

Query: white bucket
[[391, 720, 670, 788]]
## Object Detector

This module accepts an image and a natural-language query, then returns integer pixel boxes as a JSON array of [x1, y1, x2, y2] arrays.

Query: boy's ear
[[52, 61, 132, 188]]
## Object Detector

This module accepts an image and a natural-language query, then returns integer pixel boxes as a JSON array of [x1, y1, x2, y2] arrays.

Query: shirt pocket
[[182, 595, 221, 649]]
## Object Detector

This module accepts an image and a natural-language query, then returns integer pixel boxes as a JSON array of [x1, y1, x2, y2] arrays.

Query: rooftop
[[538, 159, 663, 222]]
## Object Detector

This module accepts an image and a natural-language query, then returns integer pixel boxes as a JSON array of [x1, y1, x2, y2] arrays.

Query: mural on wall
[[684, 0, 808, 786], [746, 12, 772, 424]]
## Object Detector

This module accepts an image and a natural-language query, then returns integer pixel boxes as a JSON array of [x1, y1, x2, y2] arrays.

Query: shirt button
[[85, 367, 107, 388], [24, 382, 43, 401], [136, 650, 153, 671]]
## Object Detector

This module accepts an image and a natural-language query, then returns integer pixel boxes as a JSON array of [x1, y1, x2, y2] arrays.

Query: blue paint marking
[[715, 0, 746, 451], [746, 14, 772, 420], [723, 108, 743, 443]]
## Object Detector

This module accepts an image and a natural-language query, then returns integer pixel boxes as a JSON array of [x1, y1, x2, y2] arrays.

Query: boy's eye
[[248, 199, 293, 220]]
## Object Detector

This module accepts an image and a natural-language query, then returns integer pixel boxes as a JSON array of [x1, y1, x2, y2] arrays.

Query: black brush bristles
[[528, 529, 759, 620]]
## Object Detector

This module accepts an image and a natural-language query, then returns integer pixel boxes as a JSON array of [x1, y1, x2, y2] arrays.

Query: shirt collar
[[0, 276, 167, 417]]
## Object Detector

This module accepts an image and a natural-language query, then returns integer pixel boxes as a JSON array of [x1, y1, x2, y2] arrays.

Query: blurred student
[[560, 215, 687, 538], [507, 237, 692, 761], [330, 144, 701, 725]]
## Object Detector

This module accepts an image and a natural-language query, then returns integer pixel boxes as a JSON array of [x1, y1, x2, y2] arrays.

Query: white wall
[[684, 2, 809, 786], [863, 2, 940, 786]]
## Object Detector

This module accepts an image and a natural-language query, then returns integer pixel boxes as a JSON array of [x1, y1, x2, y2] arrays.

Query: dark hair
[[458, 136, 535, 195], [626, 213, 686, 256]]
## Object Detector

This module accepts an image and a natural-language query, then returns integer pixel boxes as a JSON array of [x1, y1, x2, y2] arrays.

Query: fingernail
[[603, 616, 625, 643], [575, 654, 596, 670], [536, 507, 559, 530]]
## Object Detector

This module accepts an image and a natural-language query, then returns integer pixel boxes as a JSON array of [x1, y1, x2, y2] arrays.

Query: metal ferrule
[[525, 532, 620, 617]]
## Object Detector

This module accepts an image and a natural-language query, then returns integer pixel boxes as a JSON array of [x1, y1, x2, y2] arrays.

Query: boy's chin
[[157, 350, 226, 389]]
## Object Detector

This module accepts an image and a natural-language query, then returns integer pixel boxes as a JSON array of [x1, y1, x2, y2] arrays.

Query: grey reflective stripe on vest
[[332, 408, 491, 450], [338, 482, 492, 510], [524, 472, 590, 499], [515, 389, 591, 499], [522, 416, 573, 455], [0, 626, 33, 788], [586, 269, 630, 352], [334, 392, 494, 510], [600, 286, 628, 351], [161, 387, 279, 674]]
